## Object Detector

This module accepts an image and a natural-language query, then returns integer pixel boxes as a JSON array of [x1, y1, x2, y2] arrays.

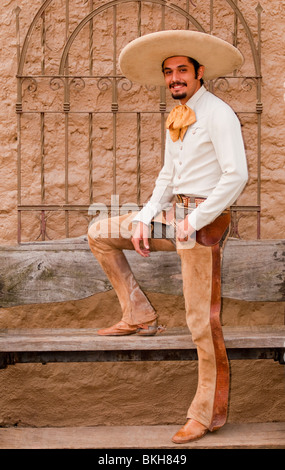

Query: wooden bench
[[0, 236, 284, 448], [0, 236, 284, 367]]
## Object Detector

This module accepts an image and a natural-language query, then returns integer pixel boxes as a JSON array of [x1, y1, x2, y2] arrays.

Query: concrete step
[[0, 422, 284, 449]]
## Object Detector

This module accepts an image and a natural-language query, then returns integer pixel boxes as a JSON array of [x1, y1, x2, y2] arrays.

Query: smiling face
[[162, 56, 205, 104]]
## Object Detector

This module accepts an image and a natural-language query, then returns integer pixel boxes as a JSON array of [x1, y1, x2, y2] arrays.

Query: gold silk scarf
[[166, 105, 196, 142]]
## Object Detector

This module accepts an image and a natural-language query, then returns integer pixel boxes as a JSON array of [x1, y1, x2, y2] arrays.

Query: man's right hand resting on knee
[[131, 222, 151, 258]]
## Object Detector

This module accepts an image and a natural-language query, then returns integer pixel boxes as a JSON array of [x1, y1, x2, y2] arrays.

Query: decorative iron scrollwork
[[117, 77, 132, 91], [213, 77, 230, 92], [70, 77, 85, 91], [21, 77, 37, 93], [50, 77, 64, 90], [97, 77, 112, 91], [241, 76, 257, 91]]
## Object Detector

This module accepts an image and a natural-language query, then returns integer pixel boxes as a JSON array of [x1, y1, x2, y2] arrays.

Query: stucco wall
[[0, 0, 284, 428]]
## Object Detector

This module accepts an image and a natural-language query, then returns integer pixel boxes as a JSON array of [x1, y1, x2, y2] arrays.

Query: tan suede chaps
[[88, 210, 230, 430]]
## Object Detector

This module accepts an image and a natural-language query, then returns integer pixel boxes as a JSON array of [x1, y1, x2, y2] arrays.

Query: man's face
[[162, 56, 204, 104]]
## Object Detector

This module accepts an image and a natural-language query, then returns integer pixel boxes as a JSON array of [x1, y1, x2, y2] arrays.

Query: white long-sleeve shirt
[[133, 85, 248, 231]]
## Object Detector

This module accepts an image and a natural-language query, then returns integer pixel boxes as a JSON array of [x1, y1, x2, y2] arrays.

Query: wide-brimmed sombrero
[[119, 30, 243, 86]]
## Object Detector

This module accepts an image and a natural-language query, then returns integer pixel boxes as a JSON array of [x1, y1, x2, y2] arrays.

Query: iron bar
[[233, 0, 238, 49], [210, 0, 213, 34], [89, 0, 94, 76], [40, 1, 46, 75], [40, 112, 45, 206], [137, 0, 142, 36], [88, 113, 94, 204], [15, 6, 22, 243], [17, 204, 261, 212], [15, 110, 261, 115], [64, 103, 70, 238], [112, 5, 118, 195], [137, 113, 141, 206], [159, 0, 166, 167], [16, 74, 263, 80], [256, 3, 263, 239]]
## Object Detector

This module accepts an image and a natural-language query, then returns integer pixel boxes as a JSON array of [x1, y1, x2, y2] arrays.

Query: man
[[88, 30, 248, 443]]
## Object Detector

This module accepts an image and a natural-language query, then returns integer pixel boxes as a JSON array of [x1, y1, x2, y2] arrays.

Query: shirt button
[[179, 161, 182, 165]]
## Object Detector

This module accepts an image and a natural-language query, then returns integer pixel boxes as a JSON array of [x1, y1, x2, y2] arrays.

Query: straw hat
[[119, 30, 243, 86]]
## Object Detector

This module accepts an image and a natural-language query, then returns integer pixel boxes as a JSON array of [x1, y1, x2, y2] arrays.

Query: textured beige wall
[[0, 0, 284, 428]]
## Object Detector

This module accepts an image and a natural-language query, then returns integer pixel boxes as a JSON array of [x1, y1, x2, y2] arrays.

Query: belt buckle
[[176, 194, 205, 209], [182, 195, 194, 208], [195, 197, 205, 207]]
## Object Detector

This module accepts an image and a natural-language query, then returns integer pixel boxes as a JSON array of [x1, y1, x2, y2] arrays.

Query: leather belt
[[176, 194, 206, 208]]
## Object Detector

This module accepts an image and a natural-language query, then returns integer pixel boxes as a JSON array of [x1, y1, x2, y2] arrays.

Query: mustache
[[169, 81, 187, 88]]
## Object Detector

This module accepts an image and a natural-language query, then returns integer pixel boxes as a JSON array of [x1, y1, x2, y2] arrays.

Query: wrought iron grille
[[15, 0, 263, 242]]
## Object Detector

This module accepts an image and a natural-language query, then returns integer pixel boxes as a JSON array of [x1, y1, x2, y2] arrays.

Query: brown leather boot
[[171, 419, 208, 444], [97, 319, 158, 336], [97, 320, 138, 336]]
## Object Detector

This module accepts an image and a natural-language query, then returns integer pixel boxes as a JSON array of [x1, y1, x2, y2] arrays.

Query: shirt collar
[[184, 85, 206, 109]]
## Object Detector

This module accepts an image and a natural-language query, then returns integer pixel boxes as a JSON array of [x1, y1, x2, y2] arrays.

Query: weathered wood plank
[[0, 422, 285, 449], [222, 238, 285, 302], [0, 326, 284, 352], [0, 237, 284, 306]]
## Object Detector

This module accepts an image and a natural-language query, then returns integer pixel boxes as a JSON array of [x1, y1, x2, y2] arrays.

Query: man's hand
[[131, 222, 151, 257], [177, 216, 195, 242]]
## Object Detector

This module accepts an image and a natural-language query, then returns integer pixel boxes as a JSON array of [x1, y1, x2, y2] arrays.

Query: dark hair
[[187, 57, 204, 85], [162, 56, 204, 85]]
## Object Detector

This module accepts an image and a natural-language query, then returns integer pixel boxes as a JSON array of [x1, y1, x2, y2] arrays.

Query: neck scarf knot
[[166, 105, 196, 142]]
